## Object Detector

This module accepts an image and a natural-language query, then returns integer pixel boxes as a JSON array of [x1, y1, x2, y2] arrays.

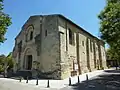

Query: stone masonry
[[12, 14, 107, 79]]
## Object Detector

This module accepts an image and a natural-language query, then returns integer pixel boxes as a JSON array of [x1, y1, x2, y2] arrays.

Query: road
[[60, 69, 120, 90]]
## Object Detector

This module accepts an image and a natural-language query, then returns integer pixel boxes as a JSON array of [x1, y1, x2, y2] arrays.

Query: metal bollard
[[47, 80, 50, 88], [19, 77, 22, 82], [78, 76, 80, 83], [86, 74, 88, 81], [26, 77, 28, 83], [36, 78, 38, 85], [69, 77, 71, 86]]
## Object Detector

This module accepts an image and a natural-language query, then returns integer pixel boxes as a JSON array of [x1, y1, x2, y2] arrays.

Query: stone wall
[[58, 17, 78, 79], [13, 16, 41, 71], [94, 41, 99, 69], [39, 15, 61, 79], [100, 43, 107, 69], [58, 15, 107, 79], [13, 14, 107, 80], [13, 15, 61, 79], [78, 33, 88, 73]]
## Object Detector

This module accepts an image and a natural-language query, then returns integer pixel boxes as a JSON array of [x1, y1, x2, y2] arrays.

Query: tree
[[0, 52, 14, 73], [98, 0, 120, 60], [0, 54, 5, 72], [106, 47, 120, 69], [0, 0, 11, 43], [6, 52, 14, 70], [106, 47, 119, 60]]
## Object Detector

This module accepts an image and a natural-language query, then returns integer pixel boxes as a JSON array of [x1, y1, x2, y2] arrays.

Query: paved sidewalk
[[17, 69, 106, 89], [0, 78, 57, 90], [61, 69, 120, 90], [0, 69, 107, 90]]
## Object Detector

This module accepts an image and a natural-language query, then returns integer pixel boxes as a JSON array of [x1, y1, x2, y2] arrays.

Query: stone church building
[[13, 14, 107, 79]]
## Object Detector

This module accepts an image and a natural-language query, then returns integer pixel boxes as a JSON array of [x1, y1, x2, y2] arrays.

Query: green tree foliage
[[0, 0, 11, 43], [106, 47, 119, 60], [0, 52, 14, 73], [0, 54, 5, 72], [98, 0, 120, 57], [6, 52, 14, 70]]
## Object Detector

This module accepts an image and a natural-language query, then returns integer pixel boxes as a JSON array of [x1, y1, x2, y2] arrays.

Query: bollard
[[86, 74, 88, 81], [78, 76, 80, 83], [19, 77, 22, 82], [47, 80, 50, 88], [26, 77, 28, 83], [36, 78, 38, 85], [69, 77, 71, 86]]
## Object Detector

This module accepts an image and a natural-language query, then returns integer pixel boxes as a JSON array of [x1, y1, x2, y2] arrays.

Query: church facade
[[13, 14, 107, 79]]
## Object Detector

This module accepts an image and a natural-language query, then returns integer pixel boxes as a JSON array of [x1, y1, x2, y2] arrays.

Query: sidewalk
[[1, 69, 107, 89], [61, 68, 120, 90]]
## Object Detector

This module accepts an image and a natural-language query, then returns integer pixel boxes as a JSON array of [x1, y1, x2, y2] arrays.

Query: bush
[[101, 67, 104, 70]]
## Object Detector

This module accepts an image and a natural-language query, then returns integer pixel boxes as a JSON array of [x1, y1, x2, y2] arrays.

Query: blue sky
[[0, 0, 106, 55]]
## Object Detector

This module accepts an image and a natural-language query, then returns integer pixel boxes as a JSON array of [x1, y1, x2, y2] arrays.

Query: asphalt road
[[60, 69, 120, 90]]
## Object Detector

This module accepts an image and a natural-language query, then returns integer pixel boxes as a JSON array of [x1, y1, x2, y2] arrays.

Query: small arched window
[[45, 30, 48, 37], [26, 25, 34, 41], [30, 31, 33, 40], [82, 41, 84, 46]]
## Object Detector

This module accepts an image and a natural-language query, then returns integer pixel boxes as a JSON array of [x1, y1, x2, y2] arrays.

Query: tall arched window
[[45, 30, 47, 37], [69, 28, 74, 45], [26, 25, 34, 41], [30, 31, 33, 40]]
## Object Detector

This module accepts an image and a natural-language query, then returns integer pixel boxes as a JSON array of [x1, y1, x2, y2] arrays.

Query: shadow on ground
[[104, 69, 120, 73], [69, 70, 120, 90]]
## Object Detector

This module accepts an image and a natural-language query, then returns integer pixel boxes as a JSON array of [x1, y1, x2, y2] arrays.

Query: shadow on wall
[[68, 70, 120, 90]]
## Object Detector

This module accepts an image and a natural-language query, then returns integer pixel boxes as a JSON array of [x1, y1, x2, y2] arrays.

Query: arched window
[[26, 25, 34, 41], [69, 28, 74, 45], [30, 31, 33, 40], [45, 30, 47, 37]]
